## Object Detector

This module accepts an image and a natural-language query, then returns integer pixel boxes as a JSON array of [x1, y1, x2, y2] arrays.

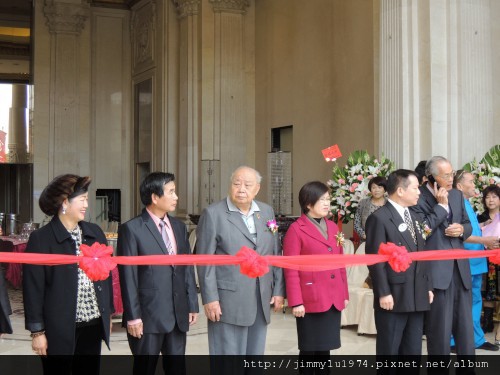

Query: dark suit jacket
[[410, 187, 472, 290], [283, 214, 348, 313], [366, 203, 432, 312], [0, 266, 12, 334], [23, 216, 114, 355], [117, 209, 199, 334]]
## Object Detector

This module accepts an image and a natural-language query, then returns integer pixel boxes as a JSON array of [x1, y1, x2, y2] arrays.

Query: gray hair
[[230, 166, 262, 184], [425, 156, 450, 177]]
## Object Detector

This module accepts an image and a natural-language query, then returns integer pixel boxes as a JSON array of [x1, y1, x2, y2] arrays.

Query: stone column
[[8, 84, 28, 163], [378, 0, 497, 168], [378, 0, 421, 169], [447, 0, 494, 166], [43, 0, 89, 176], [208, 0, 250, 200], [173, 0, 201, 215]]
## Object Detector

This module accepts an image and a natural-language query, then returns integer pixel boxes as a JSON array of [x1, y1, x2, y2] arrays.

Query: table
[[0, 236, 28, 289]]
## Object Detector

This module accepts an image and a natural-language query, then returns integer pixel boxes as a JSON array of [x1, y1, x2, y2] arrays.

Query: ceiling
[[0, 0, 137, 83]]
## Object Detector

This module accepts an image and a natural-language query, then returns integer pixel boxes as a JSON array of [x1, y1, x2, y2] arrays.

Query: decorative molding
[[172, 0, 200, 19], [209, 0, 249, 14], [130, 0, 156, 70], [43, 0, 90, 34]]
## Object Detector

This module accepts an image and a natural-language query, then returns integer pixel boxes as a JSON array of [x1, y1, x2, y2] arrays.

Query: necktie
[[159, 221, 174, 255], [404, 209, 417, 244]]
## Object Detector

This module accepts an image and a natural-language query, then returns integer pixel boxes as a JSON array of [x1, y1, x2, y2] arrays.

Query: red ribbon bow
[[488, 249, 500, 265], [379, 242, 412, 272], [236, 246, 269, 278], [79, 243, 117, 281]]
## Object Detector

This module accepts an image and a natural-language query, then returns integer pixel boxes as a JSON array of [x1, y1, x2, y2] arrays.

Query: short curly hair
[[38, 174, 92, 216], [481, 184, 500, 213]]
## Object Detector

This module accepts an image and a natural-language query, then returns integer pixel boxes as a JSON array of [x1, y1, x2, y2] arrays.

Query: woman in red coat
[[283, 181, 348, 371]]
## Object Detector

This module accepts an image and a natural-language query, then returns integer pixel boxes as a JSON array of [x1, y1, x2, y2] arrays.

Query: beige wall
[[255, 0, 375, 216]]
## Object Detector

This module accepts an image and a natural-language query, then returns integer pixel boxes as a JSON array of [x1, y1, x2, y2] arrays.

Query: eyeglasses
[[437, 171, 456, 180], [318, 197, 331, 204]]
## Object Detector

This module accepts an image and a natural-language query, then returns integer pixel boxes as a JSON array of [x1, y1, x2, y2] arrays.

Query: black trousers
[[127, 324, 187, 375], [42, 321, 103, 375]]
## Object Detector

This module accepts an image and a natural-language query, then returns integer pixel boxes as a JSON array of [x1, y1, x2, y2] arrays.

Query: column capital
[[209, 0, 249, 14], [43, 0, 90, 35], [172, 0, 200, 19]]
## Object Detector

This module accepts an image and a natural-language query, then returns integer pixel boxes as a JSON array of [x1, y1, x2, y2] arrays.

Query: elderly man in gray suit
[[410, 156, 474, 361], [196, 166, 285, 356]]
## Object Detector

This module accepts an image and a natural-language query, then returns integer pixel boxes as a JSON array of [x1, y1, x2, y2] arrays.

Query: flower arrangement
[[462, 145, 500, 214], [266, 219, 279, 234], [415, 221, 432, 240], [327, 150, 395, 224]]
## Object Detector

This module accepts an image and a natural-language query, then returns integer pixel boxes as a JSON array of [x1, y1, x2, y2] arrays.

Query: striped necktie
[[404, 209, 417, 244], [159, 221, 174, 255]]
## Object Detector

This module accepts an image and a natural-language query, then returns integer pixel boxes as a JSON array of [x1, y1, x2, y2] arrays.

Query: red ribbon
[[2, 243, 499, 282]]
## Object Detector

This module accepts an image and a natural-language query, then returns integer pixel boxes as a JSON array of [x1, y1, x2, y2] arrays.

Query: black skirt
[[296, 305, 341, 351]]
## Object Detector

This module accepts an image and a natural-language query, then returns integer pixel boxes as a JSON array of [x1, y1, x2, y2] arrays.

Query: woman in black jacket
[[23, 174, 114, 375]]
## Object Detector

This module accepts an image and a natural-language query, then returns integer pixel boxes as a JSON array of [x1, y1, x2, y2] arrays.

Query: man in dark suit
[[410, 156, 474, 357], [118, 172, 199, 375], [366, 169, 433, 358], [196, 166, 285, 357]]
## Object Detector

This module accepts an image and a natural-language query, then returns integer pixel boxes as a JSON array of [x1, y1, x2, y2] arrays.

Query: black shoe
[[477, 341, 499, 351]]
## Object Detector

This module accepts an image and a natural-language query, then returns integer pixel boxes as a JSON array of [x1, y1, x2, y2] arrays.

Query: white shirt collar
[[387, 198, 407, 221], [226, 197, 260, 216]]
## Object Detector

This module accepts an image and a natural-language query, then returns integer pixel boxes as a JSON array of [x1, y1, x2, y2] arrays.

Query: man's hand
[[379, 295, 394, 310], [445, 223, 464, 238], [189, 313, 199, 326], [429, 291, 434, 304], [127, 321, 143, 339], [204, 301, 222, 322], [434, 183, 448, 205], [482, 236, 500, 249], [32, 334, 48, 356], [270, 296, 285, 312]]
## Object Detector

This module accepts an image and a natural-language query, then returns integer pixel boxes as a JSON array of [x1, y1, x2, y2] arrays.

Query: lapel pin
[[398, 223, 407, 232]]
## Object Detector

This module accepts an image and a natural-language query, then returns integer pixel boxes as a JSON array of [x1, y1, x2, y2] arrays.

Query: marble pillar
[[7, 84, 28, 163], [43, 0, 90, 176], [378, 0, 498, 169], [205, 0, 252, 201], [173, 0, 201, 215]]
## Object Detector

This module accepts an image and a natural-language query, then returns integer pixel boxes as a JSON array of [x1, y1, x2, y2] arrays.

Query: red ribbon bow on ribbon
[[79, 243, 117, 281], [379, 242, 412, 272], [488, 250, 500, 265], [236, 246, 269, 278]]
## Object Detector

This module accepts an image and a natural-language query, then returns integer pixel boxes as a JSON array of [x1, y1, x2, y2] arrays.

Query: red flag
[[322, 144, 342, 162]]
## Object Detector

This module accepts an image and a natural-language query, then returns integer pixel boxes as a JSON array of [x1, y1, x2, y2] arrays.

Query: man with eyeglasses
[[410, 156, 475, 362]]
